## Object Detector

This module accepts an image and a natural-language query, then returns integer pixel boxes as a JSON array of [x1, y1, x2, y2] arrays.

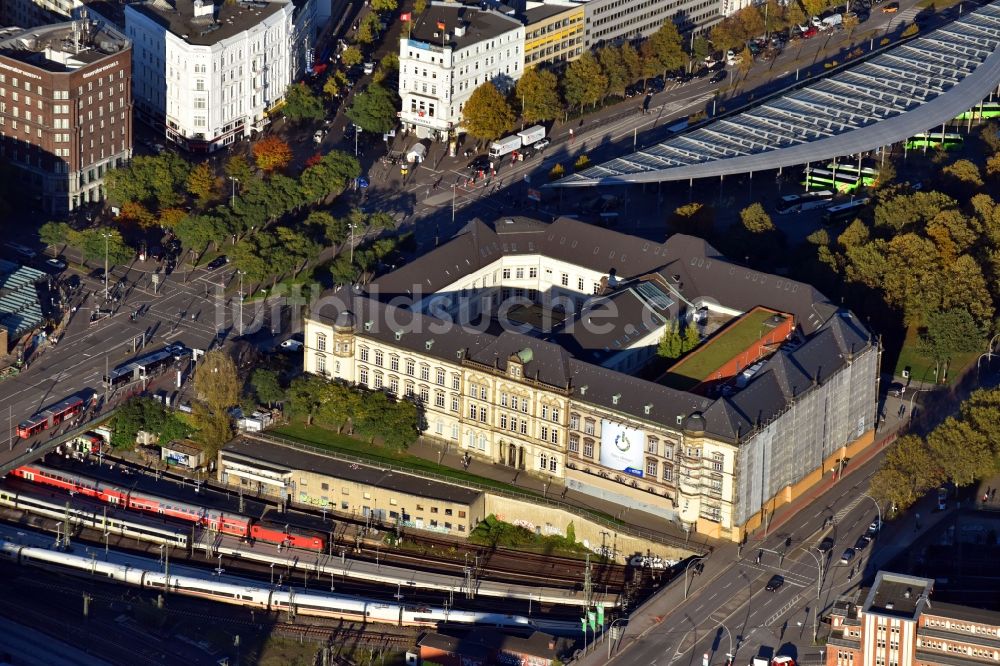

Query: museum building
[[303, 216, 880, 541]]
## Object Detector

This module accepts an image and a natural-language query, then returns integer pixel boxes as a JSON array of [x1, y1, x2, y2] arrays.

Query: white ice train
[[0, 539, 535, 629]]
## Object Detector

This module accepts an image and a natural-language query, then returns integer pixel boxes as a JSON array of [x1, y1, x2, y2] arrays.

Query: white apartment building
[[125, 0, 295, 152], [398, 2, 524, 141]]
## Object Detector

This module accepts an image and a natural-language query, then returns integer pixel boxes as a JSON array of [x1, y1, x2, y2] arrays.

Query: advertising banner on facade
[[599, 421, 645, 477]]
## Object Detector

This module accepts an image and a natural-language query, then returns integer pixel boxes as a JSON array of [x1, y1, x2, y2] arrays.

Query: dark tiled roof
[[320, 217, 873, 442], [555, 286, 671, 364], [523, 3, 577, 24], [129, 0, 286, 47], [407, 4, 522, 50]]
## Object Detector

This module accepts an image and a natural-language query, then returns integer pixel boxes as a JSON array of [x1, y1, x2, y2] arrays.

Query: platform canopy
[[554, 1, 1000, 187]]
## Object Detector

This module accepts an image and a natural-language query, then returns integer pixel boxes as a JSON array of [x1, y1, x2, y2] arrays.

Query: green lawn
[[892, 325, 979, 385], [664, 308, 782, 390], [272, 423, 540, 497]]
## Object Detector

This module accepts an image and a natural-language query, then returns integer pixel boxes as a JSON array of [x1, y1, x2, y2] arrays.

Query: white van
[[406, 142, 428, 163]]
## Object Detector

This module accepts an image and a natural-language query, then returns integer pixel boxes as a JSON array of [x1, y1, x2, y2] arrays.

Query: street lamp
[[101, 230, 112, 301], [907, 387, 931, 423], [229, 176, 240, 207], [717, 623, 737, 666], [237, 270, 245, 336], [607, 617, 629, 659], [802, 548, 825, 644], [684, 556, 707, 599], [859, 493, 881, 532]]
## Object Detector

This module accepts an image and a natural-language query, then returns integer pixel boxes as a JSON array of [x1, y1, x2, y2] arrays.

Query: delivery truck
[[488, 135, 522, 158], [517, 125, 546, 147]]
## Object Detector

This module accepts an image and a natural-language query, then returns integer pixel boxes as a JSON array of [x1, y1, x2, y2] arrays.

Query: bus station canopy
[[554, 1, 1000, 187]]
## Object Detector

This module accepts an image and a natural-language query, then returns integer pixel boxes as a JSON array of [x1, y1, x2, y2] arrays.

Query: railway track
[[40, 455, 638, 590]]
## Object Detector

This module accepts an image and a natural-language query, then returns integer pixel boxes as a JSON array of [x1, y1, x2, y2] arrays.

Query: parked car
[[854, 534, 871, 551], [840, 548, 856, 564], [868, 518, 882, 535], [802, 26, 818, 38], [467, 155, 491, 172], [882, 2, 898, 11], [363, 61, 375, 75], [207, 255, 229, 270], [313, 129, 325, 144], [44, 258, 67, 273], [888, 381, 906, 397], [280, 338, 304, 352], [765, 574, 785, 591], [710, 69, 728, 84], [533, 138, 551, 151]]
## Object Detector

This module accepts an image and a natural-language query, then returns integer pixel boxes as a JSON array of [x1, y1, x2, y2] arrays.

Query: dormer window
[[510, 364, 521, 378]]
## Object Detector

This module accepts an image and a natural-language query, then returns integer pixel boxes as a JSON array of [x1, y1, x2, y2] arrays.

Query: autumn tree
[[869, 434, 943, 511], [647, 20, 686, 76], [118, 201, 157, 228], [224, 154, 255, 184], [927, 417, 993, 487], [740, 203, 775, 233], [187, 162, 221, 206], [371, 0, 397, 11], [195, 350, 240, 412], [252, 136, 293, 173], [516, 68, 563, 123], [462, 82, 516, 141], [620, 42, 642, 85], [562, 53, 607, 110], [669, 202, 714, 235], [413, 0, 427, 14], [941, 158, 984, 188], [598, 46, 629, 98], [341, 46, 363, 67]]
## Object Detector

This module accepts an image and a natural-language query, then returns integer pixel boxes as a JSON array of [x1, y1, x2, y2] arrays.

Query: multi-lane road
[[0, 258, 253, 462], [587, 442, 960, 666]]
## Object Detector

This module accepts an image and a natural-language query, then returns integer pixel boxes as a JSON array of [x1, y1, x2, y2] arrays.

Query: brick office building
[[0, 17, 132, 215], [827, 571, 1000, 666]]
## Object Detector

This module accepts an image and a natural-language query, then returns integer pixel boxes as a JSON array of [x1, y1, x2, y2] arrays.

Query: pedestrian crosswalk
[[889, 5, 921, 25]]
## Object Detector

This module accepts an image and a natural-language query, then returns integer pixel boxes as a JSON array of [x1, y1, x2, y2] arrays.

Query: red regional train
[[10, 464, 325, 552]]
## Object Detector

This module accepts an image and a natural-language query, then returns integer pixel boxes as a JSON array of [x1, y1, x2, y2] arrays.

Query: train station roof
[[554, 1, 1000, 187]]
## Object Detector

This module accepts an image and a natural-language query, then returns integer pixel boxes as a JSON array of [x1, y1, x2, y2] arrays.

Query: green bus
[[825, 162, 880, 180], [954, 103, 1000, 121], [905, 132, 964, 150], [803, 168, 873, 194]]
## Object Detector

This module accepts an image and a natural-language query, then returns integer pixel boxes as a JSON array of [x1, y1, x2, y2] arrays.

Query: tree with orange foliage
[[252, 136, 293, 173], [305, 153, 324, 168], [159, 207, 188, 229], [119, 201, 156, 227]]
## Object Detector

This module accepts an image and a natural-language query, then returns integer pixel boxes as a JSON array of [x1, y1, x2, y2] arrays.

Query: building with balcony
[[523, 1, 584, 67], [398, 2, 524, 141], [0, 16, 131, 214], [125, 0, 296, 152], [827, 570, 1000, 666], [302, 216, 879, 542]]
